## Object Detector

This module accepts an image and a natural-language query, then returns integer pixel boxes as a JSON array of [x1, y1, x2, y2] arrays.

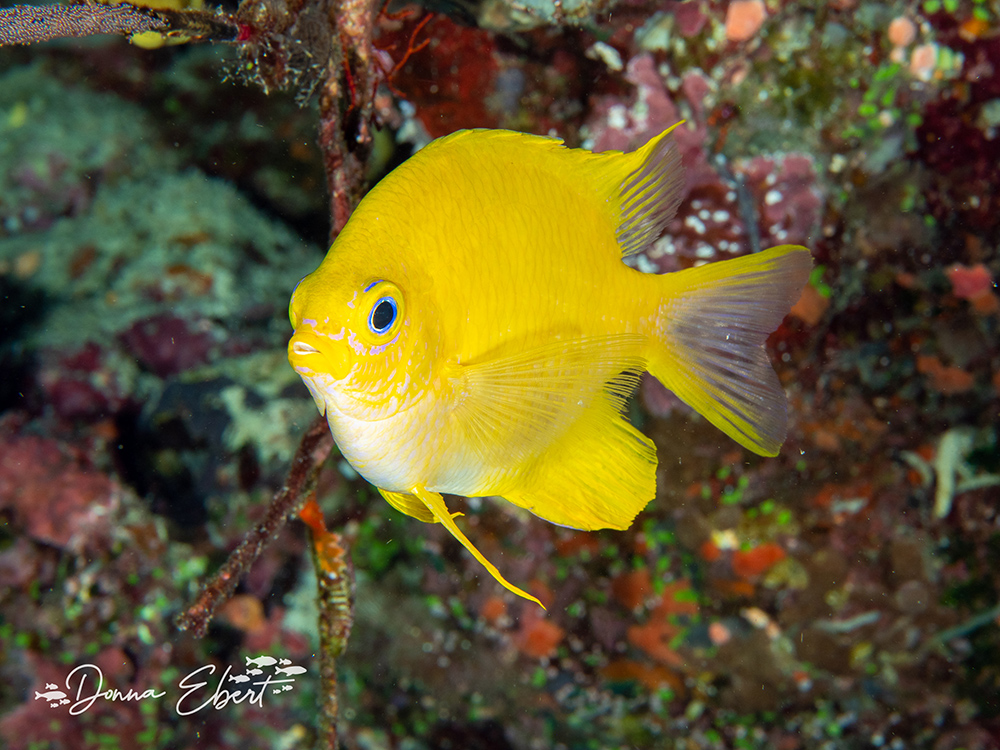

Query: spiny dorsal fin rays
[[410, 486, 544, 608], [415, 127, 685, 260], [617, 123, 685, 258], [451, 334, 647, 473]]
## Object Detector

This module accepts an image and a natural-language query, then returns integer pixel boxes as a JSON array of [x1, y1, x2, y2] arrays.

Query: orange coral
[[653, 581, 699, 618], [724, 0, 766, 42], [626, 580, 697, 667], [699, 540, 722, 562], [553, 530, 601, 558], [710, 578, 756, 598], [887, 16, 916, 47], [612, 568, 653, 610], [732, 543, 786, 579], [916, 354, 975, 394], [514, 613, 565, 659], [218, 593, 267, 632], [627, 619, 684, 667], [789, 284, 830, 326], [479, 595, 507, 623]]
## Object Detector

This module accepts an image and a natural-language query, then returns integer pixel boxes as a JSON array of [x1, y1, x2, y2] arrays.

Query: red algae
[[0, 433, 117, 550], [947, 263, 994, 299], [916, 354, 976, 394], [118, 314, 215, 377], [380, 15, 500, 138], [611, 568, 653, 610]]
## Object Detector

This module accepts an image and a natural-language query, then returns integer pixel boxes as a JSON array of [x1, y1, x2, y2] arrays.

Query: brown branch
[[0, 2, 242, 47], [175, 414, 334, 637], [0, 2, 167, 45], [300, 499, 354, 749], [319, 0, 379, 239]]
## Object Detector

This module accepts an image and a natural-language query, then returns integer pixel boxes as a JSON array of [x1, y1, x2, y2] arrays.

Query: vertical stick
[[300, 498, 355, 749]]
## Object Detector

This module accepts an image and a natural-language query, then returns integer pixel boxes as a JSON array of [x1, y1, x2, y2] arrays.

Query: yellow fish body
[[288, 126, 812, 606]]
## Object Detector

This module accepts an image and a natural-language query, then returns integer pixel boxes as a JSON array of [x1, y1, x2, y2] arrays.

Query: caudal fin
[[649, 246, 813, 456]]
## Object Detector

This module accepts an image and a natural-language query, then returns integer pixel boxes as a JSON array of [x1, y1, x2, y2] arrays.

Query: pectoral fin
[[410, 486, 544, 608], [452, 334, 646, 480]]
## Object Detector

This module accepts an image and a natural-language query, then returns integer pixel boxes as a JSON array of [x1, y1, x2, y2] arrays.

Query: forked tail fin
[[648, 246, 813, 456]]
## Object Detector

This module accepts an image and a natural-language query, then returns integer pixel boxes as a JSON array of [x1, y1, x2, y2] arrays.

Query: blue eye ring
[[368, 296, 398, 335]]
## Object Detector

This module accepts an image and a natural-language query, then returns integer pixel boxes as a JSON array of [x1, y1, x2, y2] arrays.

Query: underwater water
[[0, 0, 999, 748]]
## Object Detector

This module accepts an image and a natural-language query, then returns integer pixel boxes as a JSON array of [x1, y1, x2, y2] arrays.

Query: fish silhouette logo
[[34, 684, 68, 708], [245, 655, 278, 669]]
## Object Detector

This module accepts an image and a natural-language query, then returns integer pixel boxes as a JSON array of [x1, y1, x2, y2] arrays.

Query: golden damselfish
[[288, 126, 812, 607]]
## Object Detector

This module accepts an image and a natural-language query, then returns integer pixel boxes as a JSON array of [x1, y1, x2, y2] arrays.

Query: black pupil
[[371, 300, 395, 331]]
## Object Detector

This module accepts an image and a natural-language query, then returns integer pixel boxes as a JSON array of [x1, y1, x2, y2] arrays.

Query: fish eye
[[368, 296, 397, 335]]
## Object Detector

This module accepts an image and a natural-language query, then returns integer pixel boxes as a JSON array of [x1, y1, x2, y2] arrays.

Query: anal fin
[[410, 486, 543, 608]]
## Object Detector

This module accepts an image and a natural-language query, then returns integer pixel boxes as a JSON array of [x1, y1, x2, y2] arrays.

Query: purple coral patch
[[119, 314, 215, 377]]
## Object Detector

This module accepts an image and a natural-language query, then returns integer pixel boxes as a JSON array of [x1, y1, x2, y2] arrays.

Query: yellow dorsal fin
[[410, 486, 544, 608], [502, 371, 656, 531], [451, 334, 646, 480], [615, 125, 685, 257], [408, 125, 684, 259]]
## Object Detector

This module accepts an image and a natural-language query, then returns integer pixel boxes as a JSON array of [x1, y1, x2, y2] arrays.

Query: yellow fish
[[288, 126, 812, 607]]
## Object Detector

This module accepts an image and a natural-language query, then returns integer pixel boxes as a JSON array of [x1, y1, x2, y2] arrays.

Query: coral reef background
[[0, 0, 999, 748]]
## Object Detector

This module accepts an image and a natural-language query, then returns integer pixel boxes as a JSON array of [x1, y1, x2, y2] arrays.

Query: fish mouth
[[287, 328, 348, 380], [288, 328, 349, 416], [291, 340, 320, 356]]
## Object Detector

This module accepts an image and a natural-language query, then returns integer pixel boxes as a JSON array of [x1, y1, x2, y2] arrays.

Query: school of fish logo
[[240, 655, 307, 695], [33, 683, 70, 709]]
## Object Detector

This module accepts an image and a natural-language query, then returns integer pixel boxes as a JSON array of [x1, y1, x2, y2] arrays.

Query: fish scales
[[288, 126, 812, 606]]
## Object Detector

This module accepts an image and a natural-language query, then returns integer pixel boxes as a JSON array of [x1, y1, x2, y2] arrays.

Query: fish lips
[[288, 329, 347, 378], [287, 329, 348, 413]]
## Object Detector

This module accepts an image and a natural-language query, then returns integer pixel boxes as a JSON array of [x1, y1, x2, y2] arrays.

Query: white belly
[[302, 372, 507, 495]]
